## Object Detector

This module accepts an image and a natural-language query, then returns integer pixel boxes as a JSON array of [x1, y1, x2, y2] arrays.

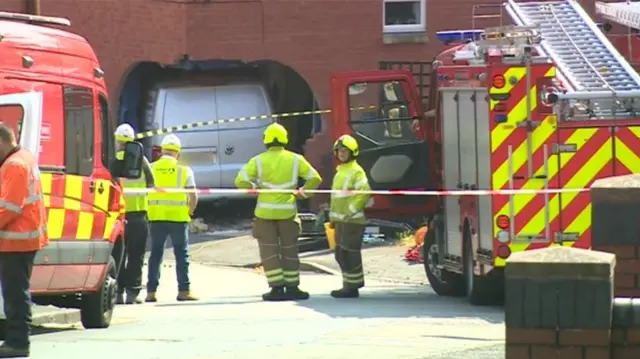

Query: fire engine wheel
[[80, 256, 118, 329], [463, 234, 496, 306], [423, 221, 463, 297]]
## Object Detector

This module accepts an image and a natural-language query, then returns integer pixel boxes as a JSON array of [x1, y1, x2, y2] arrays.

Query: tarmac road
[[26, 263, 505, 359]]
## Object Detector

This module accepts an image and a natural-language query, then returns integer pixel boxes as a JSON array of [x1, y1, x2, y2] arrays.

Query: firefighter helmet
[[161, 134, 182, 152], [333, 134, 359, 158], [263, 123, 288, 146], [114, 123, 135, 143]]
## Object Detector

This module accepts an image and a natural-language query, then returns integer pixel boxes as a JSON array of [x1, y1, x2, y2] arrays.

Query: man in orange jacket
[[0, 124, 48, 358]]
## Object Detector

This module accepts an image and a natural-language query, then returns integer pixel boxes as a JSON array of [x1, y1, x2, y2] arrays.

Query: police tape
[[123, 187, 590, 196], [134, 105, 378, 140]]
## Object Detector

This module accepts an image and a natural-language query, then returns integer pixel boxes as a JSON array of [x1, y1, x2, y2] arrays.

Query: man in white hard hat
[[145, 134, 199, 302], [113, 123, 155, 305]]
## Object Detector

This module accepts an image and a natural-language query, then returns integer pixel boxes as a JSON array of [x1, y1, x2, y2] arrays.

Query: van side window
[[0, 105, 24, 141], [98, 94, 114, 170], [63, 85, 94, 176]]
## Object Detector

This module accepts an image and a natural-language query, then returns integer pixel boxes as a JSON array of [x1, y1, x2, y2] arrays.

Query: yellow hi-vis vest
[[329, 160, 371, 224], [234, 147, 322, 220], [147, 156, 191, 223], [117, 150, 148, 213]]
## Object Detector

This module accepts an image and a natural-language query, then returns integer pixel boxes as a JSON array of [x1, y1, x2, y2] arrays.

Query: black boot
[[262, 286, 288, 301], [0, 343, 29, 358], [330, 287, 359, 298], [285, 286, 310, 300]]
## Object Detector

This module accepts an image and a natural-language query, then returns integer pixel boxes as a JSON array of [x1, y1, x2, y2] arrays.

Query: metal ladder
[[505, 0, 640, 93]]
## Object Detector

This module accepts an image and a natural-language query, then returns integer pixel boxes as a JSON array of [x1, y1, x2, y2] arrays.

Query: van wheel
[[463, 232, 498, 306], [80, 256, 118, 329], [423, 221, 463, 297]]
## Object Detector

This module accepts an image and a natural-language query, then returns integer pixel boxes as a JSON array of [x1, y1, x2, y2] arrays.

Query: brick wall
[[591, 175, 640, 297]]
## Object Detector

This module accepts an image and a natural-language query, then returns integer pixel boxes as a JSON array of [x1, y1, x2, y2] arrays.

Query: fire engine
[[0, 12, 143, 327], [329, 0, 640, 305]]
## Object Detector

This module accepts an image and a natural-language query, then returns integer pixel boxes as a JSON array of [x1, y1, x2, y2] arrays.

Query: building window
[[383, 0, 426, 33], [63, 85, 95, 176]]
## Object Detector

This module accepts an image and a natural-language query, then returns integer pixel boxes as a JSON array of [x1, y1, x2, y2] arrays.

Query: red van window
[[0, 105, 24, 141]]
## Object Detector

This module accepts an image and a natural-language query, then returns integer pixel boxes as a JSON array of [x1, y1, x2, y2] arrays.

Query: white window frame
[[383, 0, 426, 34]]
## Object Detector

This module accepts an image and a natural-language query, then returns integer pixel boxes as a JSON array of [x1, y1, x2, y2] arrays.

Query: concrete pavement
[[27, 262, 505, 359]]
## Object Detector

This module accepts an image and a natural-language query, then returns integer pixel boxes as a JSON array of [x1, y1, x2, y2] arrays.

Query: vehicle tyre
[[423, 220, 464, 297], [80, 256, 118, 329], [463, 231, 497, 306]]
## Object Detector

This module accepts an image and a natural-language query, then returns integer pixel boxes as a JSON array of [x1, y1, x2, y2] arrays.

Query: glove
[[294, 187, 307, 199]]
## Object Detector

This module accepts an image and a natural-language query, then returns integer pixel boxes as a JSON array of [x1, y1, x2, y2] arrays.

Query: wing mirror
[[119, 141, 144, 179]]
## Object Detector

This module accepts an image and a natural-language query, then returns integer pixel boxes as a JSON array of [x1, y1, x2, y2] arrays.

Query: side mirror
[[120, 141, 144, 179]]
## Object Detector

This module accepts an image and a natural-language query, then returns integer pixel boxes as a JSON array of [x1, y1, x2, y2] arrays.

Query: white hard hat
[[114, 123, 135, 142], [161, 134, 181, 152]]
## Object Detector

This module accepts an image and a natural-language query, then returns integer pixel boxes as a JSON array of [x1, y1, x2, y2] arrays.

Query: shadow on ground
[[0, 323, 77, 340]]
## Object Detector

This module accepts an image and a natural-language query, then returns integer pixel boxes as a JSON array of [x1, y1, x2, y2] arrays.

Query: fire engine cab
[[330, 0, 640, 305], [0, 12, 143, 327]]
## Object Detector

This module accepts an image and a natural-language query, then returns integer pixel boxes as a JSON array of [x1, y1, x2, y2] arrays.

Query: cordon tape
[[134, 105, 378, 140], [123, 187, 590, 196]]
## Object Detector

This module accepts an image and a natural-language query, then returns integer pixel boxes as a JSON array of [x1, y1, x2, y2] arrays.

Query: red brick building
[[0, 0, 616, 186]]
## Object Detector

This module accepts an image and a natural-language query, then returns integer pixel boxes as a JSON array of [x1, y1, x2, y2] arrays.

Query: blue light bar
[[436, 30, 485, 43]]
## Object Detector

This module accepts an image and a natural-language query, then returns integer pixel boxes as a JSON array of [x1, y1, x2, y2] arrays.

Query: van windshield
[[0, 104, 23, 142]]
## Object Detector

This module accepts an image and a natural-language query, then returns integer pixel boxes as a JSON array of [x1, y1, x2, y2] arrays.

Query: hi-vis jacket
[[330, 160, 371, 224], [148, 156, 191, 223], [0, 147, 48, 252], [116, 150, 155, 213], [235, 147, 322, 220]]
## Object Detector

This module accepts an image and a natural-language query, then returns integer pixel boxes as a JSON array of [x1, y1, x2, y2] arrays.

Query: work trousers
[[334, 222, 365, 289], [0, 251, 36, 348], [117, 212, 149, 295], [147, 221, 191, 293], [252, 218, 301, 287]]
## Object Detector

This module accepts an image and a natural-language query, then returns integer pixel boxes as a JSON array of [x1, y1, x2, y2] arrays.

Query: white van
[[149, 83, 273, 201]]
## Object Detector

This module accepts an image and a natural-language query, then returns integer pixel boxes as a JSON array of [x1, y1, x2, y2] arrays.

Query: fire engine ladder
[[596, 1, 640, 31], [505, 0, 640, 95]]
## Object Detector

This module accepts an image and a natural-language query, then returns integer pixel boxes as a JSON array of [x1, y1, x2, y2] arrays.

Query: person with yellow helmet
[[145, 134, 199, 303], [235, 123, 322, 301], [328, 134, 371, 298], [113, 123, 155, 305]]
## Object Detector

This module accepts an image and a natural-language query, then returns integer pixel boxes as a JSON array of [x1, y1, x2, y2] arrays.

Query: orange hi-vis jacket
[[0, 147, 48, 252]]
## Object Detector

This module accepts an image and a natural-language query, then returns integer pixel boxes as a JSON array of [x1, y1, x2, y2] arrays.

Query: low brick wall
[[592, 175, 640, 297], [612, 298, 640, 358]]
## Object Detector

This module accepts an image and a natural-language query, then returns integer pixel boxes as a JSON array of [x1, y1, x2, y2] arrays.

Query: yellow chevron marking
[[46, 208, 65, 240], [489, 67, 526, 109], [615, 137, 640, 173], [491, 100, 552, 191], [519, 137, 612, 237], [40, 172, 52, 207], [563, 203, 592, 244], [544, 67, 556, 77], [629, 126, 640, 139], [493, 128, 598, 246], [490, 68, 528, 153], [76, 211, 94, 240], [64, 175, 82, 211]]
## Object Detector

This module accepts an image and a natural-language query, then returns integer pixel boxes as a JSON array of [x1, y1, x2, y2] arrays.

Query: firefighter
[[234, 123, 322, 301], [0, 124, 48, 357], [145, 134, 199, 302], [328, 134, 371, 299], [113, 123, 155, 305]]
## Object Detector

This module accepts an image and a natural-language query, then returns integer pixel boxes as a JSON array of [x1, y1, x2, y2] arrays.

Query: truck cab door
[[0, 91, 43, 317], [0, 92, 43, 156], [330, 70, 436, 219]]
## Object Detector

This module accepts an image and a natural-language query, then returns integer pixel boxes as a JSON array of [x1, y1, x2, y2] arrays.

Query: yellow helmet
[[263, 123, 288, 146], [333, 134, 359, 157]]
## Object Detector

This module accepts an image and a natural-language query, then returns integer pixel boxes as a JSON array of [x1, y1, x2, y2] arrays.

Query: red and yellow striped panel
[[40, 172, 118, 241], [490, 64, 557, 267], [613, 126, 640, 176]]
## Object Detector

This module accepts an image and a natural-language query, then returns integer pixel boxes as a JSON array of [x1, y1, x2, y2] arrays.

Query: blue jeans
[[147, 221, 190, 292]]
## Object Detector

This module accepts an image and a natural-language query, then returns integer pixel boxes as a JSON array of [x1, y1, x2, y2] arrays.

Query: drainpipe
[[25, 0, 41, 15]]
